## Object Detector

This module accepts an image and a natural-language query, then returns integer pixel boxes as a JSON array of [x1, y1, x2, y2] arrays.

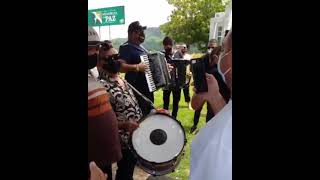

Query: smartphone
[[191, 58, 208, 93]]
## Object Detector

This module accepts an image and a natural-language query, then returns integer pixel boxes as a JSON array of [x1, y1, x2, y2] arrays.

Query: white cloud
[[88, 0, 174, 40]]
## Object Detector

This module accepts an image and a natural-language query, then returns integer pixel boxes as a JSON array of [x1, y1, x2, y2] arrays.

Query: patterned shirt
[[99, 72, 143, 147]]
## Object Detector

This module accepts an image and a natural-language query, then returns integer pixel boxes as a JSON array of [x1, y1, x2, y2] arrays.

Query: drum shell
[[128, 113, 187, 176]]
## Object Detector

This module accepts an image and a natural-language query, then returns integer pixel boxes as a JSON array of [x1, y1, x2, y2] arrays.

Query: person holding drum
[[98, 43, 143, 180], [190, 30, 232, 180], [88, 26, 122, 179]]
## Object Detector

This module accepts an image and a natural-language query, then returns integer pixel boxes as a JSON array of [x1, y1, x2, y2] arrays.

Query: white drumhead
[[132, 114, 185, 163]]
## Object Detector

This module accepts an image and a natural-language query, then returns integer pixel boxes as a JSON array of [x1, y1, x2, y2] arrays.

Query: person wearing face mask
[[189, 30, 232, 180], [162, 43, 191, 119], [161, 36, 180, 115], [118, 21, 154, 117], [88, 26, 122, 180], [190, 44, 230, 134], [97, 43, 143, 180], [207, 39, 218, 53], [179, 44, 192, 110]]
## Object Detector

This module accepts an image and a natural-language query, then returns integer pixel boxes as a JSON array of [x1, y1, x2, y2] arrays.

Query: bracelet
[[136, 64, 139, 72]]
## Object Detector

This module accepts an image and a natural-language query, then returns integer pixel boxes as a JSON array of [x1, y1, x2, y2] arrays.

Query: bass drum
[[129, 113, 187, 176]]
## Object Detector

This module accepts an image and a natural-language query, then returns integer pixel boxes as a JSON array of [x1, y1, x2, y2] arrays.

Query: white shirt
[[183, 53, 192, 60], [190, 100, 232, 180]]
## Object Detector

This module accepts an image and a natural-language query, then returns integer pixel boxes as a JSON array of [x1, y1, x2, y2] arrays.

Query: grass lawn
[[152, 86, 208, 180]]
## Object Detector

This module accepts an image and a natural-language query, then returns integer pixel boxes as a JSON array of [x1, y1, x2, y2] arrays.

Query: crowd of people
[[88, 20, 232, 180]]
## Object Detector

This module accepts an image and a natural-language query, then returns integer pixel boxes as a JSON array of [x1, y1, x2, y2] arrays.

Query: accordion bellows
[[140, 52, 171, 92]]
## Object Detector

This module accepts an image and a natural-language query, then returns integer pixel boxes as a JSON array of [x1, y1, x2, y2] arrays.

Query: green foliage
[[111, 38, 127, 50], [160, 0, 228, 51], [111, 27, 164, 52], [111, 27, 203, 53]]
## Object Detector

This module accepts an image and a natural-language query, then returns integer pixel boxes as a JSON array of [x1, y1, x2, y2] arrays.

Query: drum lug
[[172, 158, 177, 167]]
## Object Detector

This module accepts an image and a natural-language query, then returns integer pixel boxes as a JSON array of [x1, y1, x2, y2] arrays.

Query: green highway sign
[[88, 6, 125, 27]]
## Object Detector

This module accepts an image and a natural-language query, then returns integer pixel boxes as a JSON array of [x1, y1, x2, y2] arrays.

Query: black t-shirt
[[119, 42, 151, 94], [161, 50, 173, 63]]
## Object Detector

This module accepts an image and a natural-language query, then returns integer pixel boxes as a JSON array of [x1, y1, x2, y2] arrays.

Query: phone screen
[[191, 59, 208, 93]]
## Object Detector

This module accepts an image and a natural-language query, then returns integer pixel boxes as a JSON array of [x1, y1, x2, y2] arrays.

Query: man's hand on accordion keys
[[166, 62, 174, 73], [136, 63, 147, 72]]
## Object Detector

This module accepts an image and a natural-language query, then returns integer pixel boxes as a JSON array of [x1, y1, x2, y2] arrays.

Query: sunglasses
[[100, 43, 113, 51]]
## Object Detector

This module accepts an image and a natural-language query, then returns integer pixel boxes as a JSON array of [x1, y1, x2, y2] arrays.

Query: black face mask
[[165, 48, 172, 54], [138, 31, 145, 44], [102, 54, 121, 74], [88, 54, 98, 70]]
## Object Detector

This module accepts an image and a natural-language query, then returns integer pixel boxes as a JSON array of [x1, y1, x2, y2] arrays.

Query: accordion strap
[[126, 81, 155, 109]]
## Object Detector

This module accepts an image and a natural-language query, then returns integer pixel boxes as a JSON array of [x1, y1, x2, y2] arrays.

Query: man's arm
[[206, 92, 226, 114], [119, 60, 146, 73], [118, 121, 139, 133], [191, 73, 226, 114], [118, 45, 146, 73]]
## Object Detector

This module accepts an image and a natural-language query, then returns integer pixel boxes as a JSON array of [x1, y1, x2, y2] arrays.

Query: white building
[[209, 1, 232, 44]]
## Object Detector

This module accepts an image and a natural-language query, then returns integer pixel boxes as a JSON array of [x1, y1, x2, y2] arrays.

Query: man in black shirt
[[161, 36, 182, 118], [118, 21, 152, 116]]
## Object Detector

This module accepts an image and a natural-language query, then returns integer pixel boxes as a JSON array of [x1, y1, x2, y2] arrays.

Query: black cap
[[128, 21, 147, 33]]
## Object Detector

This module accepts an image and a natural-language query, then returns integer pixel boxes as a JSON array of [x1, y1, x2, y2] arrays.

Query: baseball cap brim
[[141, 26, 147, 30], [88, 41, 103, 47]]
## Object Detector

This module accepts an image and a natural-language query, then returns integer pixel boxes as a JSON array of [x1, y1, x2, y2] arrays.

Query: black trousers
[[183, 85, 190, 103], [115, 148, 137, 180], [163, 87, 181, 119], [104, 149, 137, 180], [193, 103, 215, 127]]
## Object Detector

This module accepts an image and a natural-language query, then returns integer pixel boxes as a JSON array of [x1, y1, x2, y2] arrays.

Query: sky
[[88, 0, 175, 40]]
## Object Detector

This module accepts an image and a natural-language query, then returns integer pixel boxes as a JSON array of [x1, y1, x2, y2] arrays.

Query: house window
[[217, 26, 223, 45]]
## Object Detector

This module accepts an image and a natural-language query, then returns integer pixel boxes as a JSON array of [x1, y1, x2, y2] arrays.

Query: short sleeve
[[119, 45, 131, 64]]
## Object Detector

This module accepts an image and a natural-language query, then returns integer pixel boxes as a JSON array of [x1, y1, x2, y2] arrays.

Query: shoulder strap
[[125, 81, 155, 109]]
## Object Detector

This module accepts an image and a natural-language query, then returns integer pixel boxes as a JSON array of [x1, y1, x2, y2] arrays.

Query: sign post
[[88, 6, 125, 39], [88, 6, 125, 26]]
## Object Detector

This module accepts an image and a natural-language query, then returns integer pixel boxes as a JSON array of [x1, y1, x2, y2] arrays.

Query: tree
[[160, 0, 229, 51]]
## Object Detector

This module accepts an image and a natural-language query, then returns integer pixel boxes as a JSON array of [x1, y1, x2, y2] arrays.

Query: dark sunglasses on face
[[88, 45, 99, 51], [100, 43, 113, 51]]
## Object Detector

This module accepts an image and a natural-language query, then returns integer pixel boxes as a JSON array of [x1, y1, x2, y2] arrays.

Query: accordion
[[190, 58, 208, 93], [167, 58, 190, 89], [140, 52, 171, 92]]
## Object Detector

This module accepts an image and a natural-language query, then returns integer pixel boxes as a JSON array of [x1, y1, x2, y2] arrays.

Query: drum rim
[[129, 112, 187, 165]]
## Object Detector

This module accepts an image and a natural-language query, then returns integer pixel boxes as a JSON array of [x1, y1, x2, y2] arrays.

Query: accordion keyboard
[[140, 54, 156, 92]]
